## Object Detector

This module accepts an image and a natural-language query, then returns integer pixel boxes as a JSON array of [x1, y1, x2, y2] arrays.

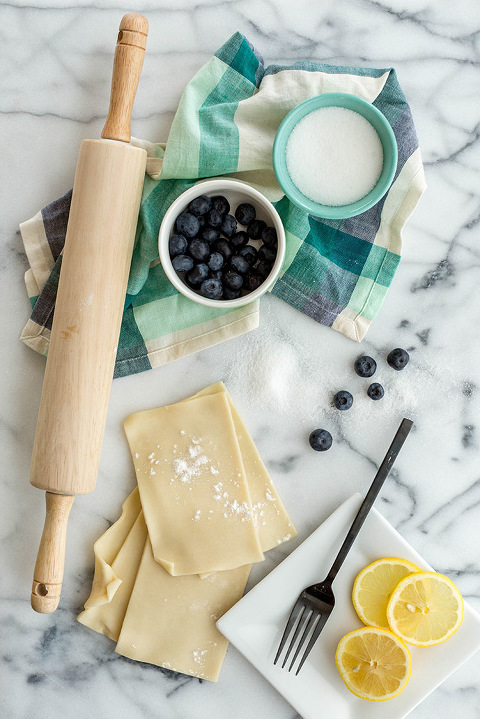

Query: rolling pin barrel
[[30, 13, 148, 613]]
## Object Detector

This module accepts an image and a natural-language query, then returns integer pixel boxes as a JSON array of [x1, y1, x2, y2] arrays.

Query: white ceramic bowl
[[158, 179, 286, 309]]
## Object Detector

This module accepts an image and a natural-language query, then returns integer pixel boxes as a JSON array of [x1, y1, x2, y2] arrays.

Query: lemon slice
[[352, 557, 421, 629], [386, 571, 464, 647], [335, 626, 411, 701]]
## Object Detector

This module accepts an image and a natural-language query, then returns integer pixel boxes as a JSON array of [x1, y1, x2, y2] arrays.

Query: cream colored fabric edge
[[235, 69, 390, 172], [19, 211, 54, 295]]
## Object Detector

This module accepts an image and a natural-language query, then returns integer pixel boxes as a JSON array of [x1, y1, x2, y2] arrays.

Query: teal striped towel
[[20, 33, 426, 377]]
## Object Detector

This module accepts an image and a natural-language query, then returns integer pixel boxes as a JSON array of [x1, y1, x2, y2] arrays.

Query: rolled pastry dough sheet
[[81, 489, 141, 609], [115, 538, 251, 682], [79, 383, 296, 681], [78, 486, 251, 680], [125, 390, 265, 576], [205, 383, 297, 551], [78, 490, 147, 641], [78, 524, 147, 642]]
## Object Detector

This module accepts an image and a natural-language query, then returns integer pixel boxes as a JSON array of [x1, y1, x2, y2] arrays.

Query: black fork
[[274, 418, 413, 675]]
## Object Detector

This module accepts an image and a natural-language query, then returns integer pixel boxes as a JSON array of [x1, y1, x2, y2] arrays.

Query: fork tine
[[294, 611, 330, 675], [281, 605, 308, 668], [287, 609, 319, 672], [273, 601, 305, 665]]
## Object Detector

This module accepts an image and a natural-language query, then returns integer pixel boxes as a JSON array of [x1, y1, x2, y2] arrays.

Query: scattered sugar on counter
[[286, 106, 384, 206]]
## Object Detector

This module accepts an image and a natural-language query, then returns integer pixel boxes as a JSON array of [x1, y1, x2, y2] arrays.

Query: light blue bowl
[[273, 93, 398, 220]]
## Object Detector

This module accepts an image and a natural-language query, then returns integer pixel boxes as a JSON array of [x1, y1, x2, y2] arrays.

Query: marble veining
[[1, 1, 480, 718]]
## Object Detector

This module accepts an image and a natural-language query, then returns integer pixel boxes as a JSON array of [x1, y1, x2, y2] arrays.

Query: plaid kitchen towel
[[20, 33, 425, 376]]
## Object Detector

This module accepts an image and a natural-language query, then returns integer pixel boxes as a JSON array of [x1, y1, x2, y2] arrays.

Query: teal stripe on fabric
[[127, 178, 195, 299], [114, 305, 152, 378], [278, 241, 330, 291], [214, 31, 245, 65], [29, 295, 38, 309], [305, 220, 372, 274], [229, 37, 260, 85], [132, 263, 177, 307], [198, 64, 256, 175]]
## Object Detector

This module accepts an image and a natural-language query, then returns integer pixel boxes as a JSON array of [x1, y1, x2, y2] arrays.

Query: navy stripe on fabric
[[41, 190, 72, 261]]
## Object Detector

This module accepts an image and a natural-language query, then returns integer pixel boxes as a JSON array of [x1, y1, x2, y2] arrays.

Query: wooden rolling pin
[[29, 13, 149, 613]]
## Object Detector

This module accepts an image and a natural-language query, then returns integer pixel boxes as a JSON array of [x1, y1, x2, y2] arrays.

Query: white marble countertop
[[2, 1, 480, 717]]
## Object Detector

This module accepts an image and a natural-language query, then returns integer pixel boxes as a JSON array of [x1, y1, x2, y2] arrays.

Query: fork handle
[[325, 418, 413, 586]]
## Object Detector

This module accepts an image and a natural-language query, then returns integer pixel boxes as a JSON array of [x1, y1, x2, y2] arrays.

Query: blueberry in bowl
[[175, 212, 199, 238], [235, 203, 256, 226], [158, 179, 286, 308]]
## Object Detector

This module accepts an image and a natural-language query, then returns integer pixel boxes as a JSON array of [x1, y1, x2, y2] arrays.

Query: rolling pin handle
[[101, 13, 148, 143], [31, 492, 75, 613]]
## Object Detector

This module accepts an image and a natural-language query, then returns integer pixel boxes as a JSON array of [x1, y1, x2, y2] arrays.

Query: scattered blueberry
[[245, 272, 263, 291], [224, 270, 244, 291], [230, 255, 250, 275], [309, 429, 333, 452], [223, 287, 241, 300], [186, 263, 209, 286], [387, 348, 410, 371], [208, 252, 224, 272], [354, 355, 377, 378], [221, 214, 237, 237], [172, 254, 194, 273], [188, 238, 210, 262], [206, 209, 223, 228], [256, 260, 273, 278], [367, 383, 385, 400], [210, 270, 224, 281], [235, 203, 256, 226], [188, 194, 212, 217], [247, 219, 267, 240], [333, 390, 354, 411], [211, 195, 230, 215], [175, 212, 200, 238], [169, 234, 187, 257], [201, 227, 220, 243], [230, 231, 249, 249], [212, 239, 233, 262], [239, 245, 258, 265], [200, 278, 223, 300], [258, 244, 277, 264], [261, 226, 278, 246], [197, 215, 206, 228]]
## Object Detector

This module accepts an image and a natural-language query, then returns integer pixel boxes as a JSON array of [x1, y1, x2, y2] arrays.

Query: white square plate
[[217, 494, 480, 719]]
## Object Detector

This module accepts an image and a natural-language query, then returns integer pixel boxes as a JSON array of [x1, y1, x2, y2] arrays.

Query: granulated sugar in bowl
[[286, 106, 384, 206], [273, 93, 398, 220]]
